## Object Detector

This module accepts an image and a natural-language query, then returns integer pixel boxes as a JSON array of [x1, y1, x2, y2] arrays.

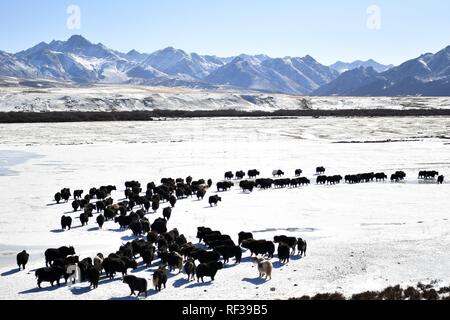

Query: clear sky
[[0, 0, 449, 65]]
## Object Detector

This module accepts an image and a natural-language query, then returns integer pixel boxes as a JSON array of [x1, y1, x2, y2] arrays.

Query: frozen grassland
[[0, 116, 449, 300]]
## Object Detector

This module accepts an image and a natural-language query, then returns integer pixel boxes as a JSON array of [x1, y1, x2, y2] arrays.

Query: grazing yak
[[253, 257, 272, 280], [255, 178, 273, 189], [327, 175, 343, 185], [215, 245, 242, 264], [224, 171, 234, 180], [240, 180, 256, 193], [163, 207, 172, 221], [316, 167, 326, 175], [147, 231, 159, 244], [167, 252, 183, 273], [152, 200, 160, 212], [153, 266, 168, 292], [196, 227, 216, 243], [274, 236, 297, 255], [316, 175, 328, 185], [52, 255, 79, 270], [130, 221, 144, 236], [74, 190, 83, 199], [438, 175, 445, 184], [61, 215, 72, 231], [235, 171, 246, 180], [54, 192, 62, 204], [272, 170, 284, 177], [391, 172, 405, 182], [86, 266, 100, 289], [295, 169, 303, 177], [17, 250, 29, 270], [80, 213, 89, 226], [104, 207, 116, 221], [277, 243, 290, 264], [96, 201, 105, 212], [123, 275, 147, 297], [189, 249, 221, 264], [217, 181, 233, 192], [238, 232, 253, 245], [151, 218, 168, 235], [45, 246, 75, 267], [35, 266, 66, 288], [297, 238, 307, 257], [209, 195, 222, 207], [72, 200, 80, 212], [196, 261, 224, 283], [375, 172, 388, 181], [169, 195, 177, 208], [61, 188, 71, 202], [141, 248, 155, 267], [96, 214, 105, 229], [419, 170, 439, 179], [93, 253, 104, 273], [184, 258, 196, 281], [78, 258, 93, 281], [115, 215, 133, 230], [248, 169, 260, 179], [102, 256, 136, 279], [197, 188, 206, 200], [241, 239, 275, 258]]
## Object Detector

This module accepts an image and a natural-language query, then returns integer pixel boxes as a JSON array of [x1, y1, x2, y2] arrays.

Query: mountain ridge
[[1, 35, 449, 96]]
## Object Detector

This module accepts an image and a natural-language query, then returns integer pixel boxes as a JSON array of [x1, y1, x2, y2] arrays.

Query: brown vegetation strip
[[2, 109, 450, 123]]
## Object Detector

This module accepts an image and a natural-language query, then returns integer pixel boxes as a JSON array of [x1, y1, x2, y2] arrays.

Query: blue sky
[[0, 0, 449, 65]]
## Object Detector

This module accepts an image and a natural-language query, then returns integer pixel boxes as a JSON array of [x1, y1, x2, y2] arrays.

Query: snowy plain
[[0, 116, 450, 300]]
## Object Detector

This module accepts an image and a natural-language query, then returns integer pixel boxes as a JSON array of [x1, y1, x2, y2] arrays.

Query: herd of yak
[[14, 166, 444, 298]]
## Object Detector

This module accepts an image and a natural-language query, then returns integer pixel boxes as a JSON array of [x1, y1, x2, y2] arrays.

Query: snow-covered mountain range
[[1, 35, 449, 96], [315, 46, 450, 96]]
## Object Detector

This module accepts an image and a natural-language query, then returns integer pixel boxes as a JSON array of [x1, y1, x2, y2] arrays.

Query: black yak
[[61, 215, 72, 231], [17, 250, 29, 270], [123, 275, 147, 297], [209, 195, 222, 207]]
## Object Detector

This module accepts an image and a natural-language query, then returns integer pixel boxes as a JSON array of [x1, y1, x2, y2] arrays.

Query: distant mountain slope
[[330, 59, 393, 73], [315, 46, 450, 96], [0, 51, 38, 78], [206, 56, 338, 95]]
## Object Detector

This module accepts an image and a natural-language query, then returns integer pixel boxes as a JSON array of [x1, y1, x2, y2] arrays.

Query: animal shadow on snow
[[242, 277, 268, 285], [46, 202, 61, 207], [240, 256, 256, 263], [50, 229, 65, 233], [87, 227, 100, 232], [290, 255, 303, 261], [186, 281, 213, 289], [50, 225, 83, 233], [121, 235, 138, 241], [173, 277, 190, 288], [111, 289, 160, 298], [109, 295, 140, 301], [272, 261, 286, 269], [19, 285, 62, 294], [70, 285, 92, 295], [131, 264, 148, 274], [1, 268, 21, 277]]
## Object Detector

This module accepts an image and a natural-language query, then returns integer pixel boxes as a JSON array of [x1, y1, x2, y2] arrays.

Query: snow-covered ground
[[0, 117, 450, 300], [1, 79, 449, 112]]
